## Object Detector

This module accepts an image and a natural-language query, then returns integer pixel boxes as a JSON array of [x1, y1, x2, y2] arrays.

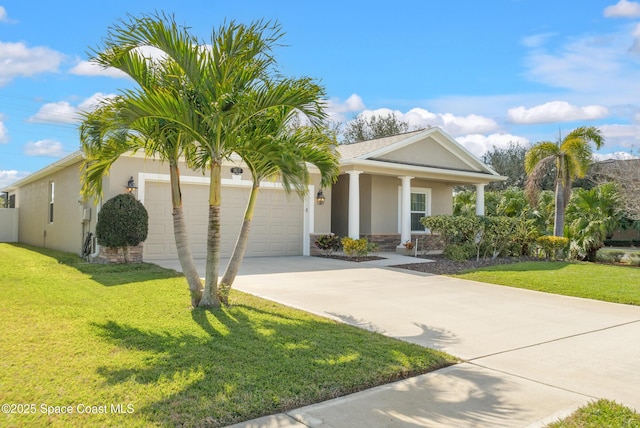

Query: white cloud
[[0, 41, 64, 86], [0, 6, 8, 22], [508, 101, 609, 124], [0, 119, 8, 143], [28, 92, 117, 124], [604, 0, 640, 18], [326, 94, 366, 122], [593, 151, 638, 160], [69, 60, 128, 78], [0, 170, 28, 188], [24, 139, 65, 157], [352, 107, 499, 137], [599, 123, 640, 148], [27, 101, 78, 124], [455, 133, 530, 157]]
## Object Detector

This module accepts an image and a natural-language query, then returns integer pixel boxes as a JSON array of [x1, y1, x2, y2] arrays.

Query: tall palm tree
[[80, 94, 204, 308], [524, 126, 604, 236], [218, 105, 340, 303], [93, 13, 333, 308]]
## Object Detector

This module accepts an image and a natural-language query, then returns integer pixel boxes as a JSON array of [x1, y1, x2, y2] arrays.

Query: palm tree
[[524, 126, 604, 237], [565, 182, 622, 261], [218, 107, 340, 303], [80, 95, 204, 308], [93, 13, 334, 308]]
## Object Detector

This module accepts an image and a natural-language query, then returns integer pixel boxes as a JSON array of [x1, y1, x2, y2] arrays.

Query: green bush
[[596, 250, 626, 264], [341, 237, 369, 259], [443, 243, 475, 261], [96, 194, 148, 262], [536, 236, 568, 260], [314, 234, 341, 256]]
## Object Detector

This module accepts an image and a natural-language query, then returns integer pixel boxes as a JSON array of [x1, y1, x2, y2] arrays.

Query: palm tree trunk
[[200, 161, 222, 308], [554, 178, 565, 237], [169, 163, 203, 308], [219, 183, 259, 305]]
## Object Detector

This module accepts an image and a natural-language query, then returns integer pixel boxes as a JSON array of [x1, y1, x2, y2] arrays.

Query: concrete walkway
[[154, 254, 640, 427]]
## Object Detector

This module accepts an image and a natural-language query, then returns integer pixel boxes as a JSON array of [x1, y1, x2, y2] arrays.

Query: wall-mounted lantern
[[230, 167, 243, 176], [126, 176, 138, 195], [316, 190, 326, 205]]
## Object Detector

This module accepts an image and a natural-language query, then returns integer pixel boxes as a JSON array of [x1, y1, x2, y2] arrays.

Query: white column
[[399, 176, 413, 247], [347, 171, 362, 239], [475, 183, 486, 216]]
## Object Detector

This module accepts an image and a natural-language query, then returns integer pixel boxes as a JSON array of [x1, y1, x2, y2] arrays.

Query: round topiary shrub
[[96, 193, 148, 262]]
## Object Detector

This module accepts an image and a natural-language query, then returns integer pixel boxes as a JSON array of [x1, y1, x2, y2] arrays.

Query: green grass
[[0, 243, 456, 427], [453, 261, 640, 305], [547, 399, 640, 427]]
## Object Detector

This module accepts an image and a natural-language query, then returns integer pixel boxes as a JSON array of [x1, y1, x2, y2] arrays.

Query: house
[[1, 127, 505, 259]]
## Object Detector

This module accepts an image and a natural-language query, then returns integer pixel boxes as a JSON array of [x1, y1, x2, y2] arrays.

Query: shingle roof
[[337, 129, 425, 160]]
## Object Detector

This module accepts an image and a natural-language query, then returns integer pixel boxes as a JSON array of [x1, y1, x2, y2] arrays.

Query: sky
[[2, 0, 640, 188]]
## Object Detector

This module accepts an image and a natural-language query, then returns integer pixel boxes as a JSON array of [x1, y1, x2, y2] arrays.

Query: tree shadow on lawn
[[14, 243, 183, 286], [91, 304, 456, 427]]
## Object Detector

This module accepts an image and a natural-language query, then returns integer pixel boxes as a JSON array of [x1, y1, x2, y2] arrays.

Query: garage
[[142, 178, 304, 260]]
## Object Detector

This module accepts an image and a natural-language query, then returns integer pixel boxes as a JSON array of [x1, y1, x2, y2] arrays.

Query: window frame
[[397, 186, 432, 233]]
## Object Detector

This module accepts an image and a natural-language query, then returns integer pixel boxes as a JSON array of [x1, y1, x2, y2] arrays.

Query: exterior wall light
[[126, 176, 138, 195], [316, 190, 326, 205], [230, 167, 243, 175]]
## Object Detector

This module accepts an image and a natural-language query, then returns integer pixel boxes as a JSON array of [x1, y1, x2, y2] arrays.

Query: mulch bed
[[314, 254, 386, 262], [392, 255, 542, 275]]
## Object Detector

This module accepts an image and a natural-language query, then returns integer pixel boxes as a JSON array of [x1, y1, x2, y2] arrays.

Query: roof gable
[[337, 127, 498, 176]]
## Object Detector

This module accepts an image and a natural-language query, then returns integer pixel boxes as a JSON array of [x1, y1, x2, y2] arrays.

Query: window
[[398, 187, 431, 232], [411, 192, 427, 231], [48, 181, 54, 223]]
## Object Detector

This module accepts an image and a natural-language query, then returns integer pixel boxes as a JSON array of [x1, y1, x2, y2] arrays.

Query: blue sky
[[2, 0, 640, 188]]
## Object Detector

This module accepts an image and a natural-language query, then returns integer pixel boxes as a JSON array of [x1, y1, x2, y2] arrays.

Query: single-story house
[[2, 127, 504, 259]]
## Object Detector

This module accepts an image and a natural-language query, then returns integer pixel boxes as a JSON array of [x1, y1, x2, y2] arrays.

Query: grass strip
[[453, 261, 640, 305]]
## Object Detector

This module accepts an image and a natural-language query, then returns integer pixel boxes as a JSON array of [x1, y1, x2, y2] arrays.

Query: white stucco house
[[2, 127, 504, 259]]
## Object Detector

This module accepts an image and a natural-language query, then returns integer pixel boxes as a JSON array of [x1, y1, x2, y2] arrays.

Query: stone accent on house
[[94, 244, 144, 263], [308, 233, 444, 256]]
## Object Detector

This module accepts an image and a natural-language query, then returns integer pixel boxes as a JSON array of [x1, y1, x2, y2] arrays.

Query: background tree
[[96, 193, 148, 262], [342, 112, 418, 144], [524, 126, 604, 237], [588, 158, 640, 221], [482, 142, 556, 191]]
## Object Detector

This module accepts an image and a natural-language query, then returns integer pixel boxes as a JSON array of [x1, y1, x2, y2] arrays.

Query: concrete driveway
[[155, 255, 640, 427]]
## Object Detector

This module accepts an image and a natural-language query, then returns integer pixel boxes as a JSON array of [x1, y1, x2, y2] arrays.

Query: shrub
[[596, 250, 626, 264], [314, 234, 341, 256], [96, 193, 148, 262], [443, 243, 475, 261], [536, 236, 568, 260], [341, 237, 369, 259]]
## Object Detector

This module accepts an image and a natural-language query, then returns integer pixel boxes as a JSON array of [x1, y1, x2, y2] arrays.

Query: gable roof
[[337, 127, 504, 183]]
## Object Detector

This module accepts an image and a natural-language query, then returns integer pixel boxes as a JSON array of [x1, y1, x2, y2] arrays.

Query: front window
[[411, 192, 427, 231]]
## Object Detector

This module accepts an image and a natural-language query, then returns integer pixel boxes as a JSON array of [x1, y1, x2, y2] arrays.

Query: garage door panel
[[143, 182, 303, 260]]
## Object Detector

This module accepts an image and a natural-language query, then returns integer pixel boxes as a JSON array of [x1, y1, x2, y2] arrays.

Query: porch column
[[347, 171, 363, 239], [475, 183, 485, 216], [399, 176, 413, 247]]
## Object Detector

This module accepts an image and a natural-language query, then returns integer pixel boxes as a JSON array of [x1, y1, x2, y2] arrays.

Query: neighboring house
[[2, 127, 504, 259]]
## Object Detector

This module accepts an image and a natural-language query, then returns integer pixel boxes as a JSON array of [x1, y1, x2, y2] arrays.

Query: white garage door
[[143, 181, 304, 260]]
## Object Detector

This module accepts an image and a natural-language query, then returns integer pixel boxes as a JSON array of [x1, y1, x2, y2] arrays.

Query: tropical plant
[[80, 64, 204, 308], [535, 236, 569, 260], [96, 194, 148, 262], [565, 182, 623, 262], [92, 13, 333, 308], [314, 234, 342, 256], [341, 237, 370, 259], [218, 110, 340, 303], [524, 126, 604, 237]]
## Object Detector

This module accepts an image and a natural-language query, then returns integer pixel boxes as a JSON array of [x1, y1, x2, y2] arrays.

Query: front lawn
[[453, 261, 640, 305], [547, 399, 640, 427], [0, 244, 456, 427]]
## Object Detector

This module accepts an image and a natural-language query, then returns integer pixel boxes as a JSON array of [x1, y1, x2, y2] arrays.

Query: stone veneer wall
[[94, 244, 144, 263], [309, 233, 443, 255]]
